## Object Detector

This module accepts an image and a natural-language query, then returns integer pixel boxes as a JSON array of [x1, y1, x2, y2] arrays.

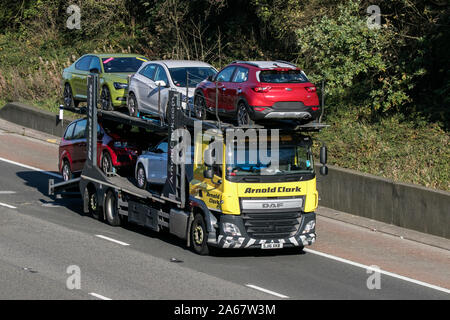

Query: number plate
[[261, 242, 283, 249]]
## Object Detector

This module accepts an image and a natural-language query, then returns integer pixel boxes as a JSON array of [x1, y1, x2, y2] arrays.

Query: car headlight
[[113, 82, 128, 90], [223, 222, 242, 237], [303, 220, 316, 234]]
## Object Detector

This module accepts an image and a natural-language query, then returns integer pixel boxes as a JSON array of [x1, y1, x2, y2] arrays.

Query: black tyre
[[127, 92, 138, 117], [191, 213, 210, 255], [101, 86, 113, 111], [63, 83, 79, 109], [136, 164, 147, 189], [194, 92, 207, 120], [104, 189, 120, 226], [61, 160, 72, 182], [236, 101, 253, 126], [84, 186, 101, 220], [101, 151, 113, 174]]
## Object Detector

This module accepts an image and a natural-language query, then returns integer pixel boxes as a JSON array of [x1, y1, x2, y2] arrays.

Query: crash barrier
[[316, 164, 449, 239], [1, 102, 448, 239], [0, 102, 71, 137]]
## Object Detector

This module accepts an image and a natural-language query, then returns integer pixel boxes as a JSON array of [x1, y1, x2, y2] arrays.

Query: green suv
[[62, 53, 148, 110]]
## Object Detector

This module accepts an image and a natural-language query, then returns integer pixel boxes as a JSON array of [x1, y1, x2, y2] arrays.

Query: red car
[[59, 118, 141, 181], [194, 60, 320, 125]]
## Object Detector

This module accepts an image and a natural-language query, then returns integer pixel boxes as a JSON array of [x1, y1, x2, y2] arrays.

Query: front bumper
[[209, 211, 316, 249]]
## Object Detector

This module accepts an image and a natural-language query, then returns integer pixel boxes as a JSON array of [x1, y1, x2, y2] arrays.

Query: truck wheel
[[136, 164, 147, 189], [85, 186, 101, 220], [104, 189, 120, 226], [191, 213, 210, 255]]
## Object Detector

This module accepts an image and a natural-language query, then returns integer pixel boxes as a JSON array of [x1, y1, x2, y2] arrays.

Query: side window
[[216, 67, 235, 82], [75, 56, 92, 71], [89, 57, 101, 72], [64, 122, 76, 140], [232, 67, 249, 83], [72, 120, 87, 140], [143, 64, 157, 80], [154, 65, 169, 84], [156, 141, 168, 153]]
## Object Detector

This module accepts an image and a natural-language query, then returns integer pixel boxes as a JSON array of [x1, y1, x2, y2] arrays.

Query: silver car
[[127, 60, 217, 120], [135, 138, 194, 189]]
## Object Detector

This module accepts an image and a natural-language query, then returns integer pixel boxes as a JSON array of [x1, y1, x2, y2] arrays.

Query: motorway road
[[0, 128, 449, 300]]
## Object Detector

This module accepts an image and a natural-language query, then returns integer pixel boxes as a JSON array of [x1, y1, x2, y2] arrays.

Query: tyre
[[104, 189, 120, 226], [101, 151, 113, 174], [236, 101, 253, 126], [136, 164, 147, 189], [101, 86, 113, 111], [63, 83, 79, 109], [190, 213, 210, 255], [127, 92, 138, 117], [194, 92, 207, 120], [84, 186, 101, 220], [61, 160, 72, 182]]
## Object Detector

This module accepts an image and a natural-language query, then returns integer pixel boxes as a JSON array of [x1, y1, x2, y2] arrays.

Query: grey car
[[127, 60, 217, 120], [135, 137, 194, 189]]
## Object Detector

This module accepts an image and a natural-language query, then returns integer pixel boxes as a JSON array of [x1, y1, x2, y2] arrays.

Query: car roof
[[231, 60, 298, 70], [143, 60, 215, 68]]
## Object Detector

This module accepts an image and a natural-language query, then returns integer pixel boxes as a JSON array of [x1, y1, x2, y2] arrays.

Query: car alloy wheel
[[128, 93, 138, 117], [101, 86, 112, 111], [102, 152, 113, 174], [62, 161, 71, 181], [136, 165, 147, 189], [237, 102, 252, 126], [194, 93, 207, 120], [64, 84, 73, 108]]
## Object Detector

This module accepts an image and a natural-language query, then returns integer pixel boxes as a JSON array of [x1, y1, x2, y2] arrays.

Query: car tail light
[[252, 86, 272, 93], [311, 107, 319, 111], [305, 86, 316, 93]]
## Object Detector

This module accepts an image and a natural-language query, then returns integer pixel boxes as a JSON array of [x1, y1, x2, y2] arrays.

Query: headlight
[[223, 222, 241, 237], [113, 82, 128, 90], [303, 220, 316, 234]]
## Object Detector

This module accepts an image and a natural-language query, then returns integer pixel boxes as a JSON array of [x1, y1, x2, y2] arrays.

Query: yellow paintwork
[[190, 130, 318, 216]]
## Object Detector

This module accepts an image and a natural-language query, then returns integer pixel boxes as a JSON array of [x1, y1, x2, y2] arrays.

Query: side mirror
[[203, 169, 213, 179], [155, 80, 167, 88], [320, 166, 328, 176], [206, 75, 213, 82], [90, 68, 100, 74], [320, 146, 327, 165]]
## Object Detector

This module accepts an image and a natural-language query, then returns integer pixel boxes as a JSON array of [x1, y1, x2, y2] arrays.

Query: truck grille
[[241, 211, 301, 239]]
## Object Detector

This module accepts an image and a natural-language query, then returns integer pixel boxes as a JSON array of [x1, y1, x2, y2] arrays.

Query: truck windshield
[[225, 138, 314, 176]]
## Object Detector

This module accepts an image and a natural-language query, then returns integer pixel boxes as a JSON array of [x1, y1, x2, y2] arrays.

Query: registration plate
[[261, 242, 283, 249]]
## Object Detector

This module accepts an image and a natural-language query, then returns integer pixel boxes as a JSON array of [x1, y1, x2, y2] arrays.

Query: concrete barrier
[[0, 102, 71, 137], [316, 165, 450, 239]]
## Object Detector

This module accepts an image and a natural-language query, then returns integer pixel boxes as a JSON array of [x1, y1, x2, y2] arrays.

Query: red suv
[[59, 118, 141, 181], [194, 61, 320, 125]]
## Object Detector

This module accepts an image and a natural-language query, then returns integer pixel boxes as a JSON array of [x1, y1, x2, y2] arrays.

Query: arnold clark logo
[[244, 186, 301, 193]]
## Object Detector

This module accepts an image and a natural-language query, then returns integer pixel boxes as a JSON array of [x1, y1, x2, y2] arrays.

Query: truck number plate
[[261, 242, 283, 249]]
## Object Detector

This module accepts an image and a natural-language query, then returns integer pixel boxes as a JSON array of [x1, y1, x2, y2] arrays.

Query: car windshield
[[259, 69, 309, 83], [226, 136, 314, 176], [169, 67, 217, 88], [102, 57, 147, 73]]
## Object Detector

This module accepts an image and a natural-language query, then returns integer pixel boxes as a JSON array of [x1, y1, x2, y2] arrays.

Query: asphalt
[[0, 160, 448, 300]]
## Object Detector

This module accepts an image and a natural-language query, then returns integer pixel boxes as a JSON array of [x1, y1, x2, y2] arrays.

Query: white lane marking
[[245, 284, 289, 299], [0, 156, 61, 178], [89, 292, 112, 300], [0, 202, 17, 209], [304, 248, 450, 294], [0, 191, 16, 194], [95, 235, 130, 246]]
